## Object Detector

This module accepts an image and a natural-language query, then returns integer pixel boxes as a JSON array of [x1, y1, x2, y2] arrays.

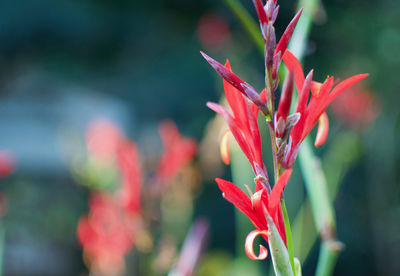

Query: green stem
[[223, 0, 264, 55], [297, 138, 335, 233], [288, 0, 319, 59], [315, 242, 341, 276], [0, 224, 5, 276], [281, 199, 295, 274]]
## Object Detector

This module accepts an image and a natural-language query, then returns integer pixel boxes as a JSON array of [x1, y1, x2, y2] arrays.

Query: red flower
[[0, 151, 15, 178], [281, 50, 369, 168], [86, 118, 124, 163], [331, 84, 380, 130], [117, 139, 142, 215], [207, 60, 268, 190], [77, 193, 135, 275], [156, 120, 197, 183], [216, 169, 292, 257], [197, 13, 231, 50]]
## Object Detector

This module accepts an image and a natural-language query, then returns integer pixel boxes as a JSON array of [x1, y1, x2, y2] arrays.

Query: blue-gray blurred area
[[0, 0, 398, 275]]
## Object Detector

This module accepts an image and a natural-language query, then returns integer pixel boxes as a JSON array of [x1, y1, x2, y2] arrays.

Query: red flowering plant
[[201, 0, 368, 274], [77, 119, 143, 276], [75, 118, 198, 275]]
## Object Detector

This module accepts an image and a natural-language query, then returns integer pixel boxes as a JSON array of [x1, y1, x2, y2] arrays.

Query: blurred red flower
[[78, 193, 135, 275], [331, 85, 379, 130], [197, 13, 231, 50], [117, 139, 142, 215], [0, 151, 15, 178], [79, 118, 143, 274], [86, 118, 124, 163], [156, 120, 197, 183]]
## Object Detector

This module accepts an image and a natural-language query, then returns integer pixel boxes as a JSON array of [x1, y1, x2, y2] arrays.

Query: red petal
[[244, 98, 263, 167], [216, 178, 265, 229], [276, 72, 294, 121], [268, 169, 292, 219], [291, 70, 313, 145], [302, 77, 334, 139], [252, 0, 269, 29], [314, 112, 329, 147], [251, 189, 268, 227], [223, 60, 251, 137], [329, 73, 369, 103], [275, 9, 303, 56], [207, 102, 254, 164], [282, 50, 305, 93], [245, 230, 269, 260]]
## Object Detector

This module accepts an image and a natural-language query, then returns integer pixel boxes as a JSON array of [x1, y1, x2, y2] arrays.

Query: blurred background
[[0, 0, 398, 275]]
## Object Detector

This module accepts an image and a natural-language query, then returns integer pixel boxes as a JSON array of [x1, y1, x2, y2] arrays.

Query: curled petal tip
[[315, 112, 329, 147], [245, 230, 269, 260]]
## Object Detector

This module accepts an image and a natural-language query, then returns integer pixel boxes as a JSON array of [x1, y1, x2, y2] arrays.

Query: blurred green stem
[[0, 224, 5, 276], [315, 242, 341, 276], [222, 0, 264, 55]]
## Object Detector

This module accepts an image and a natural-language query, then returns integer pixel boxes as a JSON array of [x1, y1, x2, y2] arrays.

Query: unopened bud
[[276, 141, 287, 157], [240, 83, 269, 115], [265, 0, 275, 19], [275, 116, 286, 137], [261, 22, 268, 41], [276, 72, 294, 121], [271, 52, 281, 80], [271, 5, 280, 23], [281, 113, 300, 142], [286, 113, 301, 128], [275, 8, 303, 56], [266, 23, 276, 67], [253, 0, 269, 41]]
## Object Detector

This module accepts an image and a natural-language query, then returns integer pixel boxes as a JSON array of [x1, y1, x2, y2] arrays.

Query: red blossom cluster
[[78, 119, 141, 275], [77, 118, 197, 274], [202, 0, 368, 260]]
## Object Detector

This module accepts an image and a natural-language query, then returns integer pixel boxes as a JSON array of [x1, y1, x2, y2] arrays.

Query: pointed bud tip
[[200, 51, 218, 66]]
